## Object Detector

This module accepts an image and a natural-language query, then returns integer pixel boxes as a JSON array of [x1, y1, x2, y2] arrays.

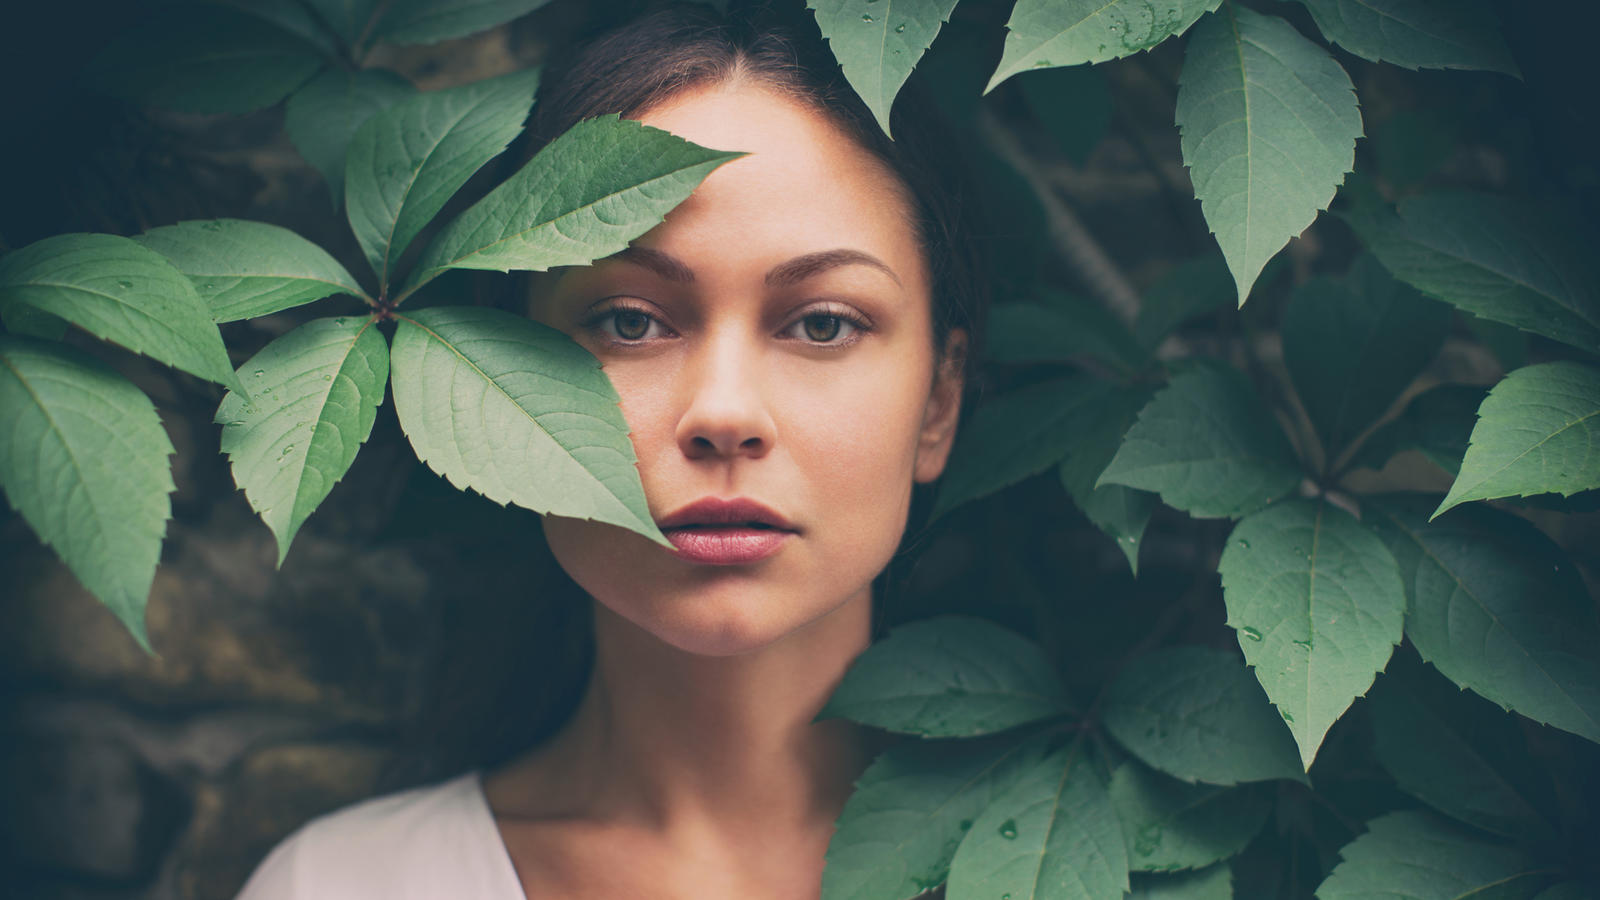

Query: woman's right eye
[[590, 306, 669, 343]]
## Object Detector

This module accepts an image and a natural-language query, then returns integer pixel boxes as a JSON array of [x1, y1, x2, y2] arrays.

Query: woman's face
[[529, 79, 965, 657]]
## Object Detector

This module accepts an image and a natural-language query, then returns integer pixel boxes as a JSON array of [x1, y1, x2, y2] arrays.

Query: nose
[[674, 329, 775, 461]]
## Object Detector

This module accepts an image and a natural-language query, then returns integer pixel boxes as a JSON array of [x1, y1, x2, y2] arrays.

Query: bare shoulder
[[234, 772, 518, 900]]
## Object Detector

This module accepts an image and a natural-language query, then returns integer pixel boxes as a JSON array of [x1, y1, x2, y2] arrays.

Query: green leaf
[[0, 336, 175, 653], [1282, 255, 1451, 461], [216, 317, 389, 566], [946, 743, 1129, 900], [83, 4, 326, 114], [1055, 384, 1159, 574], [286, 67, 414, 207], [1177, 6, 1362, 305], [389, 306, 665, 545], [1098, 365, 1303, 519], [1, 303, 69, 341], [1110, 763, 1270, 873], [134, 219, 369, 322], [1315, 810, 1550, 900], [0, 233, 240, 391], [985, 295, 1150, 373], [1103, 646, 1306, 786], [1127, 866, 1233, 900], [1134, 253, 1236, 350], [1365, 495, 1600, 745], [301, 0, 382, 50], [823, 734, 1051, 900], [212, 0, 341, 57], [1218, 498, 1406, 769], [808, 0, 960, 138], [1435, 362, 1600, 516], [372, 0, 555, 45], [933, 376, 1107, 520], [1291, 0, 1519, 76], [402, 114, 743, 296], [817, 615, 1072, 737], [345, 68, 541, 288], [1350, 383, 1486, 476], [988, 0, 1220, 92], [1347, 192, 1600, 354], [1370, 656, 1559, 841]]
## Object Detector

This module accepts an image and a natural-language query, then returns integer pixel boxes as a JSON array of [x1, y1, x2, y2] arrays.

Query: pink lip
[[658, 497, 798, 565]]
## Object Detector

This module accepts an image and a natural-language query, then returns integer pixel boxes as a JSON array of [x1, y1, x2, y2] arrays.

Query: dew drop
[[895, 23, 906, 32], [253, 370, 265, 378], [323, 374, 333, 381], [998, 819, 1018, 839], [1281, 709, 1295, 723], [1293, 638, 1313, 651], [116, 280, 133, 289], [1242, 626, 1264, 641], [1236, 538, 1250, 550], [861, 13, 873, 21], [334, 318, 346, 326], [959, 819, 972, 831]]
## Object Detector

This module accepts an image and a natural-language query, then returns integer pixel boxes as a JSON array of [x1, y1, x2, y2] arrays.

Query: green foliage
[[1176, 5, 1361, 304], [1348, 192, 1600, 354], [217, 317, 389, 565], [285, 68, 414, 207], [1288, 0, 1520, 75], [134, 219, 370, 321], [0, 233, 241, 390], [0, 336, 174, 652], [1127, 866, 1233, 899], [1436, 361, 1600, 515], [371, 0, 556, 46], [1099, 366, 1303, 519], [1218, 498, 1407, 768], [988, 0, 1220, 91], [390, 306, 668, 546], [1315, 810, 1549, 899], [1102, 646, 1306, 786], [816, 616, 1073, 737], [345, 68, 543, 287], [1108, 763, 1270, 873], [807, 0, 960, 137], [403, 114, 744, 294]]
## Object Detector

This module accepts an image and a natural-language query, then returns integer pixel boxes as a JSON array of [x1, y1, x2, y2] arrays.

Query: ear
[[913, 329, 968, 484]]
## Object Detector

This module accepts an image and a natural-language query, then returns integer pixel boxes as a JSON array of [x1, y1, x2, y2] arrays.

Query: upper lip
[[658, 497, 797, 531]]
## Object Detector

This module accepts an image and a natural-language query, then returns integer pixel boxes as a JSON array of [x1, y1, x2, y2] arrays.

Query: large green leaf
[[1316, 810, 1549, 900], [933, 376, 1107, 519], [1103, 646, 1306, 786], [216, 317, 389, 565], [134, 219, 369, 322], [1369, 656, 1559, 841], [1435, 362, 1600, 516], [1291, 0, 1519, 76], [817, 615, 1072, 737], [302, 0, 382, 50], [1347, 192, 1600, 354], [1098, 365, 1303, 519], [1177, 6, 1362, 305], [212, 0, 341, 57], [1110, 763, 1270, 873], [1218, 498, 1406, 769], [285, 67, 414, 207], [1366, 495, 1600, 744], [808, 0, 960, 138], [0, 233, 240, 391], [389, 306, 664, 544], [83, 4, 326, 114], [1282, 255, 1451, 461], [371, 0, 555, 45], [1127, 866, 1233, 900], [988, 0, 1219, 92], [345, 68, 541, 288], [402, 115, 743, 296], [823, 734, 1051, 900], [1055, 384, 1159, 574], [0, 336, 174, 652], [1350, 383, 1487, 476], [947, 743, 1128, 900]]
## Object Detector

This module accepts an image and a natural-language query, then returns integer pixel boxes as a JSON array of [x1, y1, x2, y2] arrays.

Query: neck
[[520, 587, 881, 838]]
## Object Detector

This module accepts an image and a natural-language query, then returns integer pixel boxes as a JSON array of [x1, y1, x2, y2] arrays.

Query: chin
[[620, 580, 844, 657]]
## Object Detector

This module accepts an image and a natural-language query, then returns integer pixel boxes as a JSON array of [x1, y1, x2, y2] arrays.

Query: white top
[[234, 770, 528, 899]]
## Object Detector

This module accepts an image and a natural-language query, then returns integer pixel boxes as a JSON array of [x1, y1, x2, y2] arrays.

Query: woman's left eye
[[783, 312, 865, 345], [592, 306, 669, 342]]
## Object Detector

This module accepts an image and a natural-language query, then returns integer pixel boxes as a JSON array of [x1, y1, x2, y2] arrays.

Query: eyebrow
[[610, 246, 901, 288]]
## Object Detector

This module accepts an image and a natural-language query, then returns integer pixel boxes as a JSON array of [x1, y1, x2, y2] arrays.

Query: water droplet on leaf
[[998, 819, 1018, 839], [116, 280, 133, 289], [1236, 538, 1250, 549], [1281, 709, 1294, 723], [895, 23, 906, 32], [253, 370, 265, 378], [861, 13, 873, 21], [1242, 626, 1263, 641]]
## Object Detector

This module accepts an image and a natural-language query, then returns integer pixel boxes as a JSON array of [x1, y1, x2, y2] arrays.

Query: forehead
[[626, 80, 924, 278]]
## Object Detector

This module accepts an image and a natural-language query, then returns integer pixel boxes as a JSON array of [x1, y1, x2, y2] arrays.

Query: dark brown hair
[[387, 1, 989, 790]]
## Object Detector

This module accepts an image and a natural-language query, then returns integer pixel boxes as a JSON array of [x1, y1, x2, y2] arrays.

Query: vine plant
[[1, 0, 1597, 898]]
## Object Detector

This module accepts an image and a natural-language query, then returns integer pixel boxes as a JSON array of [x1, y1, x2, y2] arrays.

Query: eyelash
[[581, 299, 873, 350]]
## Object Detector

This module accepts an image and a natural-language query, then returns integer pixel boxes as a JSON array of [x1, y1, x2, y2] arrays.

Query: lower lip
[[664, 527, 794, 565]]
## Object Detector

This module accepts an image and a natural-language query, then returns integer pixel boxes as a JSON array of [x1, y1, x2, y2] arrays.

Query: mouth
[[656, 498, 798, 565]]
